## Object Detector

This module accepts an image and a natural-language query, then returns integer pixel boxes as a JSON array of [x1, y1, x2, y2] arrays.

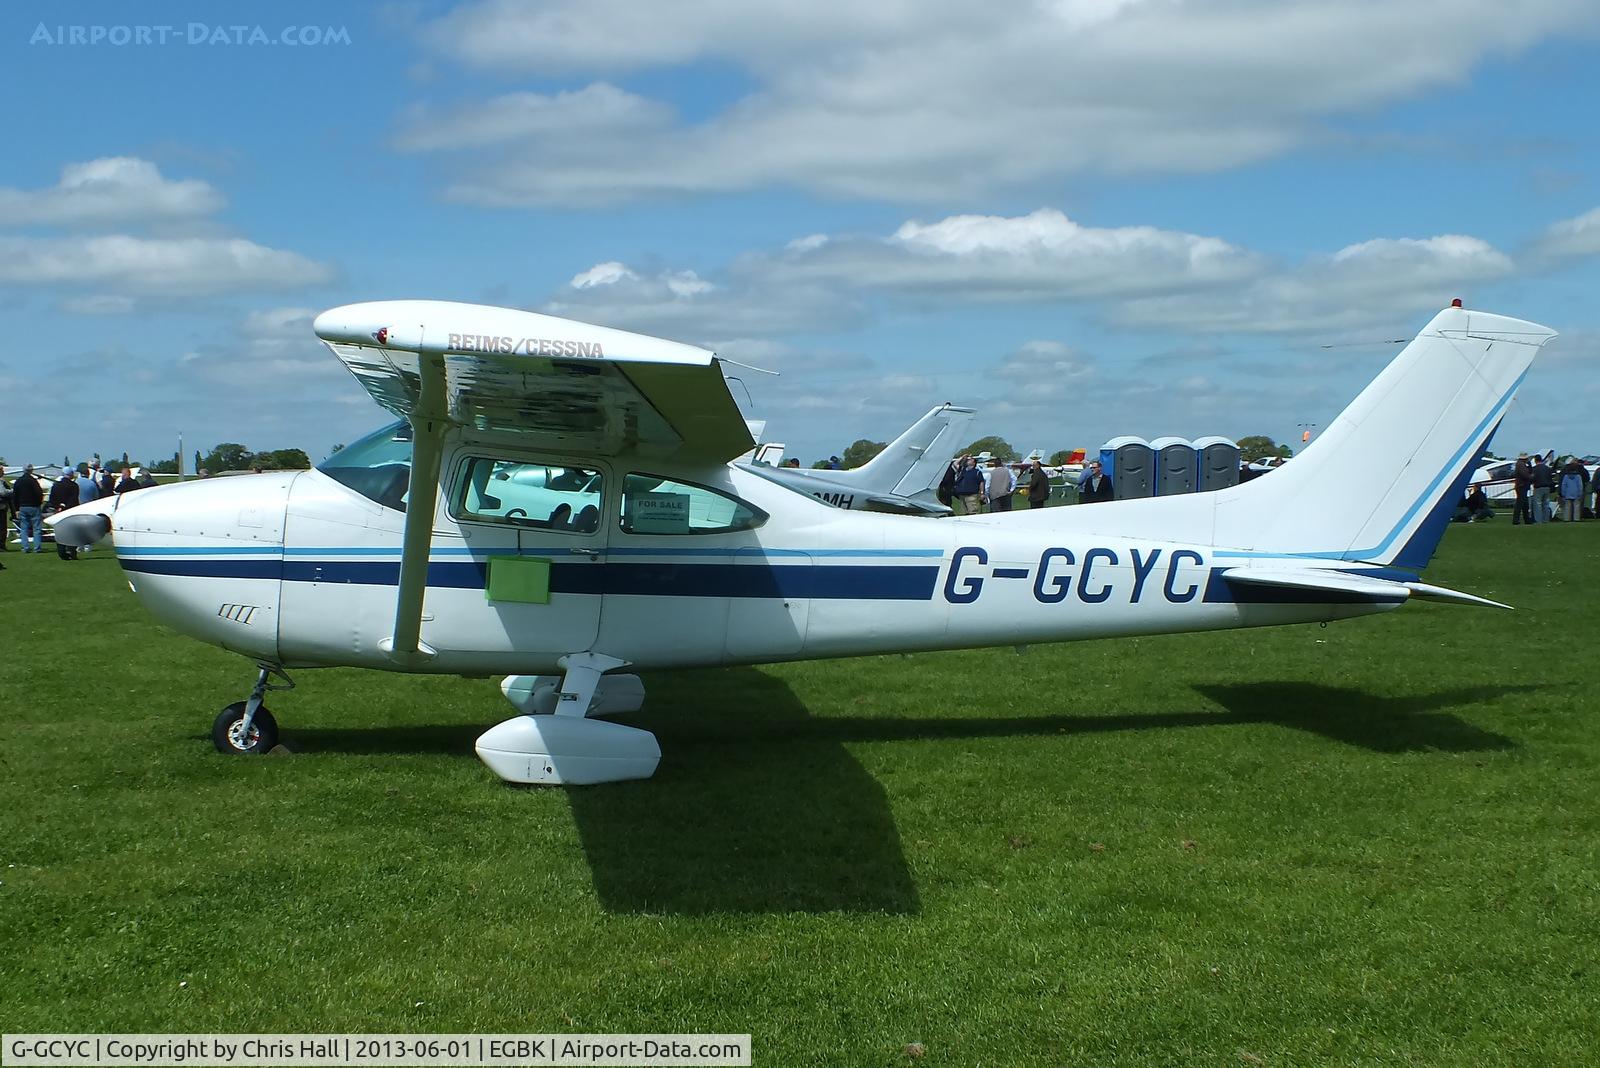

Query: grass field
[[2, 522, 1597, 1065]]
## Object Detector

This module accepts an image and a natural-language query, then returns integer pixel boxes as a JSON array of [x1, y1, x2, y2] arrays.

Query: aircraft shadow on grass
[[290, 669, 920, 917], [288, 672, 1526, 916]]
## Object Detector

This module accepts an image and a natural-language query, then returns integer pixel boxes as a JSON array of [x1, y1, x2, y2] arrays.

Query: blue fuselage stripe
[[120, 557, 941, 600], [120, 556, 1405, 607]]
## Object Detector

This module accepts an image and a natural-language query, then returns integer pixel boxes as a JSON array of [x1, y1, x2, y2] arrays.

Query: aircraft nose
[[45, 496, 115, 547], [110, 473, 298, 662]]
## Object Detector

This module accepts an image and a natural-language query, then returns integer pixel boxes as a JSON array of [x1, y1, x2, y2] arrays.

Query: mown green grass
[[2, 522, 1597, 1066]]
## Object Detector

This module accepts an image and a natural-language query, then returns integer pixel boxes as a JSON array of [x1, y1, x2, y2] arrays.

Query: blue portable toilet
[[1100, 437, 1153, 500], [1149, 436, 1197, 496], [1193, 436, 1241, 492]]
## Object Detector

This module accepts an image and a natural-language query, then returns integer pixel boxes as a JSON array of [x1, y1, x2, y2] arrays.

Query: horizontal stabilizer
[[1219, 567, 1510, 609], [864, 494, 950, 516], [1219, 568, 1409, 601], [1401, 580, 1511, 610]]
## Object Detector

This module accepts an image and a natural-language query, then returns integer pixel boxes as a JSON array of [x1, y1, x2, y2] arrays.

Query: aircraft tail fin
[[1214, 306, 1556, 571], [840, 404, 975, 495]]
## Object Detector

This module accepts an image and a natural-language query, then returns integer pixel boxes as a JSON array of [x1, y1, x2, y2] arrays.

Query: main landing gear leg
[[212, 664, 295, 755], [475, 653, 661, 785]]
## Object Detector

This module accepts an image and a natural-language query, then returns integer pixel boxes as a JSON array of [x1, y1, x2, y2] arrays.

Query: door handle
[[570, 547, 601, 556]]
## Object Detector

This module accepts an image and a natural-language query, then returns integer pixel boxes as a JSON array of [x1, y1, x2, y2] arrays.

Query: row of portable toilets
[[1098, 436, 1242, 500]]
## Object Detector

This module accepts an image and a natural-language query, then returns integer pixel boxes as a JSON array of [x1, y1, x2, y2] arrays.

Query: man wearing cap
[[11, 464, 45, 552], [984, 458, 1016, 512]]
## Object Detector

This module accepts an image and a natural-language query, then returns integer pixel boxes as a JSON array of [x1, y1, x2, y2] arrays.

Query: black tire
[[212, 702, 279, 754]]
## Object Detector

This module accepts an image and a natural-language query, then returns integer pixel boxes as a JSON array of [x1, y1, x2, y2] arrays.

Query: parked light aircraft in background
[[51, 300, 1555, 785], [1470, 456, 1520, 503], [738, 403, 974, 515]]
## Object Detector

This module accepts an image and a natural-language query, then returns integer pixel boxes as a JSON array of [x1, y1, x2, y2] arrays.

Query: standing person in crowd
[[75, 465, 99, 504], [1530, 452, 1554, 524], [11, 464, 45, 552], [115, 467, 141, 494], [1080, 460, 1114, 503], [984, 458, 1015, 513], [952, 455, 985, 515], [0, 470, 11, 551], [1559, 458, 1587, 522], [73, 465, 99, 554], [47, 469, 79, 513], [1591, 464, 1600, 520], [47, 470, 80, 559], [1512, 453, 1532, 525], [97, 466, 116, 498], [1026, 459, 1051, 509]]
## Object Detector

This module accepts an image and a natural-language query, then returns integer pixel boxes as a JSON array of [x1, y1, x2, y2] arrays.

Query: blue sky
[[3, 0, 1599, 469]]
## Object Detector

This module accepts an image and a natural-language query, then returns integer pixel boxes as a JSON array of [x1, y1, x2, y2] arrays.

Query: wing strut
[[381, 349, 449, 664]]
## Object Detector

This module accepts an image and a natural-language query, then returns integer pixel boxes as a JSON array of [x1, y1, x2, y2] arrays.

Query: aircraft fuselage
[[105, 447, 1395, 679]]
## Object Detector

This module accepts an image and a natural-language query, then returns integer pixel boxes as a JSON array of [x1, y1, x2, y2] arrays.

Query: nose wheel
[[213, 702, 279, 753], [213, 663, 294, 754]]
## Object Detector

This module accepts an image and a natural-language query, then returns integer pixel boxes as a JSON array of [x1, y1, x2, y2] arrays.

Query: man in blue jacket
[[952, 455, 985, 515]]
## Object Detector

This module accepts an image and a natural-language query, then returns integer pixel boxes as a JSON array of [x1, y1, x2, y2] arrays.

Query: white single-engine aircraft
[[738, 403, 975, 515], [50, 300, 1555, 785]]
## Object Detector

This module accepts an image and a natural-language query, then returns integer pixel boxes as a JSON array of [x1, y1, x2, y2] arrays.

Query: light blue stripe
[[117, 546, 284, 556], [1214, 367, 1526, 563], [119, 545, 945, 561]]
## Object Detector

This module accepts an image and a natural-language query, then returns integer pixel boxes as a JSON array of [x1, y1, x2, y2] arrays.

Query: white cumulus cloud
[[400, 0, 1600, 206], [0, 157, 224, 228], [1527, 205, 1600, 262], [762, 209, 1264, 301], [0, 235, 334, 295], [1113, 233, 1516, 333]]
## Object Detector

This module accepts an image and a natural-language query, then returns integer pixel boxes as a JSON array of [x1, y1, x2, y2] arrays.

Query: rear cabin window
[[620, 474, 765, 535]]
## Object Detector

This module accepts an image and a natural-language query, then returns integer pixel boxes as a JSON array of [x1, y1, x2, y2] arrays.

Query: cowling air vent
[[218, 603, 260, 626]]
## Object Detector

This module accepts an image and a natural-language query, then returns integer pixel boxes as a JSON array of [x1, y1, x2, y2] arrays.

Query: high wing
[[313, 300, 752, 463], [314, 300, 755, 665]]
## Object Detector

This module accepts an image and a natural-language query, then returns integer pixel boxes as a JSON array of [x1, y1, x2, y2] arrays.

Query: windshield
[[318, 421, 413, 511]]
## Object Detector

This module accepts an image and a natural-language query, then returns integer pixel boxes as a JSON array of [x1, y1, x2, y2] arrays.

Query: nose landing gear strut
[[212, 664, 295, 754]]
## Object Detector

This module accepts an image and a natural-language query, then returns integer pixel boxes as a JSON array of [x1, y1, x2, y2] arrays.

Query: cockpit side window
[[317, 421, 413, 512], [451, 455, 605, 534]]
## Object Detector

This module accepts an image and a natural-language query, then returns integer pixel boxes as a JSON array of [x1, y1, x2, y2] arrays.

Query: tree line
[[145, 442, 313, 474]]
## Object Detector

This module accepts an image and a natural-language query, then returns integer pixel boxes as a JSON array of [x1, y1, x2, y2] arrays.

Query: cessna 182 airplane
[[739, 403, 974, 515], [50, 299, 1555, 785]]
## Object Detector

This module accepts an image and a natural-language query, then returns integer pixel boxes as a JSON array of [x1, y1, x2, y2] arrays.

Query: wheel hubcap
[[227, 719, 260, 751]]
